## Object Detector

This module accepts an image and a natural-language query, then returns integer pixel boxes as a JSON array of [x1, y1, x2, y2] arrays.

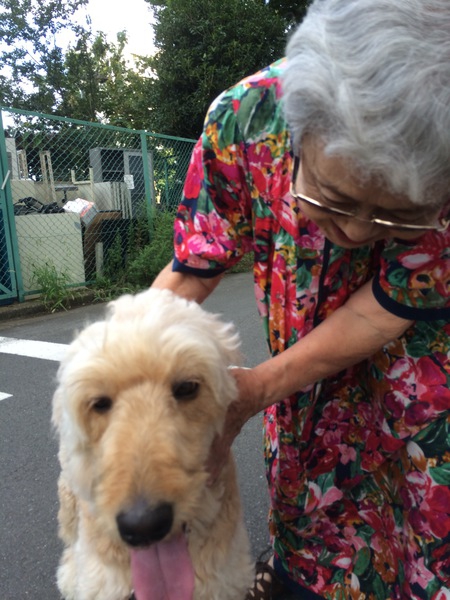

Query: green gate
[[0, 112, 21, 304]]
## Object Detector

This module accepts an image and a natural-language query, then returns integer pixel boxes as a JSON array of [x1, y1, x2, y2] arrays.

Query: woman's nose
[[338, 217, 379, 243]]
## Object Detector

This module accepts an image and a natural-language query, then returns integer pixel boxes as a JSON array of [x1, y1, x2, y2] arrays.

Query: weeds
[[31, 262, 75, 312]]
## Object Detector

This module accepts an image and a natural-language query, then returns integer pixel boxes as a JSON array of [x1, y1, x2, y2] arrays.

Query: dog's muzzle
[[116, 499, 174, 547]]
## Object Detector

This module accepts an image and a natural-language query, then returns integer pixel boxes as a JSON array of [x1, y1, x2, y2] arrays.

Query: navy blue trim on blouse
[[372, 276, 450, 322], [313, 237, 331, 328], [274, 556, 323, 599], [172, 257, 226, 278]]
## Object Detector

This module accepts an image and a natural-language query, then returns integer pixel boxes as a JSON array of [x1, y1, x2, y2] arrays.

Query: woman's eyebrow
[[318, 180, 359, 204], [302, 152, 360, 203], [320, 178, 424, 216]]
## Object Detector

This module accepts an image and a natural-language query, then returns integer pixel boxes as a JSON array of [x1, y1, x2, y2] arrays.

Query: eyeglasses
[[290, 156, 449, 232]]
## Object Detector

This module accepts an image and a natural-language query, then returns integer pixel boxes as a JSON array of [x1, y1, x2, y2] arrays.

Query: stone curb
[[0, 290, 99, 323]]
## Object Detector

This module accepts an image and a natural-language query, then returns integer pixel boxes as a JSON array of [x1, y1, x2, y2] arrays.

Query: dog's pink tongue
[[130, 534, 195, 600]]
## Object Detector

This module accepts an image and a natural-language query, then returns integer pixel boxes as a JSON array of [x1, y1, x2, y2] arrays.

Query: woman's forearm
[[152, 260, 223, 303], [250, 280, 413, 410]]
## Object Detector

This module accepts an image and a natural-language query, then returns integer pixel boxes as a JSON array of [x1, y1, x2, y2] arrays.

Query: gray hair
[[282, 0, 450, 206]]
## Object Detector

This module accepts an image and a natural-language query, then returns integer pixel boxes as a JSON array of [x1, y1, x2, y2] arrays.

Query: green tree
[[266, 0, 313, 27], [0, 0, 155, 129], [0, 0, 312, 136], [0, 0, 88, 111], [59, 30, 154, 129], [145, 0, 287, 138], [57, 30, 107, 122]]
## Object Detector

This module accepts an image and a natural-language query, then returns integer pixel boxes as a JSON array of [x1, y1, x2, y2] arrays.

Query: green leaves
[[145, 0, 287, 138], [1, 0, 312, 135], [60, 30, 148, 126], [266, 0, 312, 25], [0, 0, 88, 112]]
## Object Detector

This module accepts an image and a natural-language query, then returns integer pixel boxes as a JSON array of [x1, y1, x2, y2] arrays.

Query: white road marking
[[0, 392, 13, 401], [0, 336, 68, 362]]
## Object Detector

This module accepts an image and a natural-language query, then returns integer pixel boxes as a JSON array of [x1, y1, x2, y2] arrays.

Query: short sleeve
[[373, 228, 450, 321], [172, 87, 254, 278]]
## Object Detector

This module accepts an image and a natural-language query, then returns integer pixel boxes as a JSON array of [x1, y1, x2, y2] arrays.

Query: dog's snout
[[116, 499, 174, 547]]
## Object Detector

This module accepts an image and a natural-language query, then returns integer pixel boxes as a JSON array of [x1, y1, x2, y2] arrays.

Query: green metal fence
[[0, 107, 196, 303]]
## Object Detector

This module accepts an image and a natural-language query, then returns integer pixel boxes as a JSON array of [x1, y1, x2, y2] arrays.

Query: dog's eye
[[91, 396, 113, 413], [172, 381, 199, 401]]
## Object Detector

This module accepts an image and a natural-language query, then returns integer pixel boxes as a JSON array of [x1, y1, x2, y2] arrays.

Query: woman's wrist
[[230, 367, 268, 419]]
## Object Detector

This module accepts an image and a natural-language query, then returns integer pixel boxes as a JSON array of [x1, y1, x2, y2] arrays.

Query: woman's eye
[[322, 194, 350, 208], [172, 381, 200, 401], [317, 188, 347, 207], [387, 212, 424, 223]]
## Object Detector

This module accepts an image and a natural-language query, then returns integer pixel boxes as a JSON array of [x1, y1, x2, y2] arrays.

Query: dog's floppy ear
[[51, 319, 108, 446], [202, 312, 242, 368], [106, 292, 134, 320], [52, 386, 63, 432]]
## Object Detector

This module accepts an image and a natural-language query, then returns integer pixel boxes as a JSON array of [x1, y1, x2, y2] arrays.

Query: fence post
[[0, 111, 25, 302], [140, 131, 154, 229]]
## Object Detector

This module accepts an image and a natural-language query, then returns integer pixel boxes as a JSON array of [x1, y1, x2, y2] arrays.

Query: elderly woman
[[153, 0, 450, 597]]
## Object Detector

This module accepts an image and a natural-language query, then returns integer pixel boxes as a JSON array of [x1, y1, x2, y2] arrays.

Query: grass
[[31, 262, 75, 312]]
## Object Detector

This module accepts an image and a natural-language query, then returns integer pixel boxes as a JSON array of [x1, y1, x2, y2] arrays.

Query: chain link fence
[[0, 108, 195, 302]]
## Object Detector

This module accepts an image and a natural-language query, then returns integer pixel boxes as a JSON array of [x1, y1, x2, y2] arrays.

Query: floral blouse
[[172, 60, 450, 599]]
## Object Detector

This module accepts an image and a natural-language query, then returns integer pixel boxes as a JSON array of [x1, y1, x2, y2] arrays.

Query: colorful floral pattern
[[173, 60, 450, 599]]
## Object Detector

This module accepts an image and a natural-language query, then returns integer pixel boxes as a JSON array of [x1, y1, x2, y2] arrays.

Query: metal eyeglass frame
[[290, 156, 449, 232]]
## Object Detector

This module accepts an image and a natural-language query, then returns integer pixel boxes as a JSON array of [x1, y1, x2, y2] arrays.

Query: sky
[[76, 0, 156, 57]]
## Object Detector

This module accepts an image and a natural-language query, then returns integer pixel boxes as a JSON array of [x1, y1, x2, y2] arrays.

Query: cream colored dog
[[52, 288, 253, 600]]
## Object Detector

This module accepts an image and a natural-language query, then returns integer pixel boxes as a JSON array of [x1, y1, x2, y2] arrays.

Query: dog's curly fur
[[52, 288, 254, 600]]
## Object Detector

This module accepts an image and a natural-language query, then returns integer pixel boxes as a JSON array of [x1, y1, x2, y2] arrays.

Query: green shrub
[[94, 205, 253, 298], [127, 209, 175, 286], [229, 251, 254, 273], [103, 233, 125, 281]]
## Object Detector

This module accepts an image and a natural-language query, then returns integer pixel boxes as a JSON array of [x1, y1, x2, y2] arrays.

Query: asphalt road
[[0, 272, 271, 599]]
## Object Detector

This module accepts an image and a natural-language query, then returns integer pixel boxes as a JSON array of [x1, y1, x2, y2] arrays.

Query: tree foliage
[[0, 0, 313, 138], [266, 0, 312, 27], [145, 0, 288, 138], [59, 31, 154, 129], [0, 0, 88, 111], [0, 0, 154, 129]]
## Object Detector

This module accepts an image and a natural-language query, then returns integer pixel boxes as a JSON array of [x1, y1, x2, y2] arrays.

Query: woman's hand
[[206, 366, 263, 484]]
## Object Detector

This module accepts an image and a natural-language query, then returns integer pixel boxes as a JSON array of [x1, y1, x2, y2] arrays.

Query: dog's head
[[52, 288, 241, 545]]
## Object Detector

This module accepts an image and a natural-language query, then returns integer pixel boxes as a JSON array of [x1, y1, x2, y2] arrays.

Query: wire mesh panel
[[147, 132, 195, 210], [1, 108, 196, 297]]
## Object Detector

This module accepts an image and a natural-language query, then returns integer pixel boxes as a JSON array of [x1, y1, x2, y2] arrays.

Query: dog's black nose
[[116, 499, 174, 547]]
